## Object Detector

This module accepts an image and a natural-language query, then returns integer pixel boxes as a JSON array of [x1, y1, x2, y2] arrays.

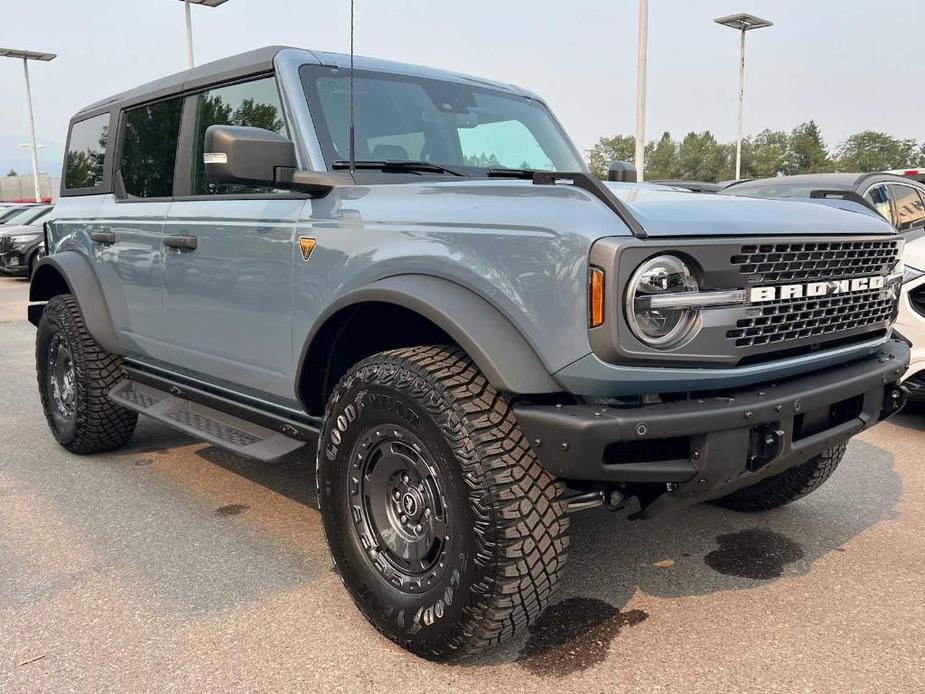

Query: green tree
[[745, 129, 793, 178], [836, 131, 917, 172], [645, 132, 678, 180], [790, 120, 831, 173], [676, 131, 730, 181], [586, 134, 635, 179], [5, 168, 17, 177]]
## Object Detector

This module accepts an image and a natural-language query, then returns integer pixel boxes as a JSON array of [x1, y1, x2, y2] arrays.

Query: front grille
[[732, 239, 900, 283], [0, 237, 11, 254], [727, 287, 895, 348]]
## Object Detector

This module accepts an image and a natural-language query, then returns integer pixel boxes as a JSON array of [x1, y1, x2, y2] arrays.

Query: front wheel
[[36, 294, 137, 454], [317, 346, 569, 660]]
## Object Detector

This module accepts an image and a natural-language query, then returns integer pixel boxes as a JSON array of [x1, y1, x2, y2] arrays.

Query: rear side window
[[864, 184, 894, 226], [64, 113, 109, 191], [119, 98, 184, 198], [889, 184, 925, 232], [189, 77, 288, 195]]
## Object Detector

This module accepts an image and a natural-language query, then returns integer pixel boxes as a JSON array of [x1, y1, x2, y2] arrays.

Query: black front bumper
[[0, 250, 29, 276], [514, 339, 910, 516]]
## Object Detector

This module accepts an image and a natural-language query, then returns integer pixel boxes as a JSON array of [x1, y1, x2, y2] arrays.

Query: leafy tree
[[645, 132, 678, 180], [586, 134, 635, 179], [676, 131, 730, 181], [745, 129, 794, 178], [790, 121, 831, 173], [6, 168, 17, 177], [835, 131, 917, 172]]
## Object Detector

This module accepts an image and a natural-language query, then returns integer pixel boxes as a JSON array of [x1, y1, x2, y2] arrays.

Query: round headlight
[[625, 255, 700, 349]]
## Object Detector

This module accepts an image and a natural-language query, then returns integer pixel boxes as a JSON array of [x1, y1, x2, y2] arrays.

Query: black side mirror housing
[[607, 160, 638, 183], [204, 125, 341, 196]]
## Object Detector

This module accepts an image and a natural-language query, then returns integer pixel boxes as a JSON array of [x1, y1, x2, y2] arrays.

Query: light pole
[[177, 0, 230, 69], [714, 13, 772, 181], [0, 48, 56, 203], [634, 0, 649, 181]]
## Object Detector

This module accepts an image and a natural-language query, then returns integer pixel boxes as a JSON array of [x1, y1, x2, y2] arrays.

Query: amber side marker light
[[589, 267, 605, 327], [299, 237, 316, 261]]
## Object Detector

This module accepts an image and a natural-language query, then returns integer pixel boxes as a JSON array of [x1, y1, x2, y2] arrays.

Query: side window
[[889, 184, 925, 232], [120, 98, 184, 198], [190, 77, 288, 195], [864, 184, 895, 227], [64, 113, 109, 191], [458, 120, 554, 170]]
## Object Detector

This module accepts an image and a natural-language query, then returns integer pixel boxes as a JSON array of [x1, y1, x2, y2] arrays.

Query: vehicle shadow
[[887, 399, 925, 432], [466, 438, 901, 673]]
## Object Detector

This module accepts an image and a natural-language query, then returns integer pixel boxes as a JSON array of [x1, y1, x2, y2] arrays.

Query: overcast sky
[[2, 0, 923, 176]]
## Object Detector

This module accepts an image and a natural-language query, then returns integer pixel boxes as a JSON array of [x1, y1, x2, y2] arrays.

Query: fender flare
[[300, 275, 561, 395], [29, 253, 122, 355]]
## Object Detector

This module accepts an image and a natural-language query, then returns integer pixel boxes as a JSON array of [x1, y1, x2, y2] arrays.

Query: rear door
[[162, 76, 304, 401], [94, 97, 184, 361]]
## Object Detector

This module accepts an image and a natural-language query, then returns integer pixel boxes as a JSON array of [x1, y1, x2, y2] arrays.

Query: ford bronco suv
[[31, 46, 909, 660]]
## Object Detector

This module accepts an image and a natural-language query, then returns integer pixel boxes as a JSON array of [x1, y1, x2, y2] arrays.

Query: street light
[[0, 48, 56, 204], [177, 0, 231, 69], [634, 0, 649, 181], [714, 13, 773, 181]]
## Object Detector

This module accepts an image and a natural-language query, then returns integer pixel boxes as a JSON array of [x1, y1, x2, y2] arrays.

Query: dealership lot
[[0, 275, 922, 693]]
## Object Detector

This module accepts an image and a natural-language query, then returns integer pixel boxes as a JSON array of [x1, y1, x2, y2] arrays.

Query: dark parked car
[[0, 206, 54, 278], [0, 203, 45, 225], [724, 173, 925, 233]]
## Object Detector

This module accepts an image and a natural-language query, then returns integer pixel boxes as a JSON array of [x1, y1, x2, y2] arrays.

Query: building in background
[[0, 173, 57, 202]]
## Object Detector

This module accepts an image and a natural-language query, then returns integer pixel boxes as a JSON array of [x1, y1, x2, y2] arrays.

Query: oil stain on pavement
[[704, 527, 804, 579], [517, 597, 648, 677]]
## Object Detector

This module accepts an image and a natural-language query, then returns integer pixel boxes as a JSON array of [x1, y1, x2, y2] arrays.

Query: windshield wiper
[[332, 160, 466, 177], [485, 167, 539, 179]]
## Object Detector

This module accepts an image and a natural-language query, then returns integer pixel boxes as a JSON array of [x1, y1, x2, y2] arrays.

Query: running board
[[109, 380, 307, 461]]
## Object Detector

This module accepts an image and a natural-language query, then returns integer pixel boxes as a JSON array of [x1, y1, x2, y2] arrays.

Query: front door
[[162, 76, 303, 402]]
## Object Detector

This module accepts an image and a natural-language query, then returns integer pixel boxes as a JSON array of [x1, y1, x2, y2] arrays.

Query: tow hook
[[747, 425, 785, 472], [566, 488, 626, 513]]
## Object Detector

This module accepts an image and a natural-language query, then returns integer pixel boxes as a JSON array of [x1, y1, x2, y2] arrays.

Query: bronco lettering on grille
[[749, 275, 886, 303]]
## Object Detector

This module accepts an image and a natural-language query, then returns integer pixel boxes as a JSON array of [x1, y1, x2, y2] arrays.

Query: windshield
[[301, 65, 584, 175], [2, 206, 52, 227]]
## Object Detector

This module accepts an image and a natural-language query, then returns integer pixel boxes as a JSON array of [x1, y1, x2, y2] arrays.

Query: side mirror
[[607, 160, 637, 183], [204, 125, 340, 196]]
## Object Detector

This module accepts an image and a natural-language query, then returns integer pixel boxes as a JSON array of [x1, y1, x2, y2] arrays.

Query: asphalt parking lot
[[1, 274, 923, 693]]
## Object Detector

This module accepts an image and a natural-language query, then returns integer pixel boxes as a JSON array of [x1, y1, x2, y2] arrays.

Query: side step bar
[[109, 379, 308, 462]]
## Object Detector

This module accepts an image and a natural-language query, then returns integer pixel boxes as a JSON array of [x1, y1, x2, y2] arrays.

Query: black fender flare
[[29, 253, 122, 355], [300, 275, 561, 396]]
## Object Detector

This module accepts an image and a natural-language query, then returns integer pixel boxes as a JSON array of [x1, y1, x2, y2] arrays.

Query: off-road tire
[[36, 294, 137, 454], [317, 346, 569, 660], [711, 443, 847, 512]]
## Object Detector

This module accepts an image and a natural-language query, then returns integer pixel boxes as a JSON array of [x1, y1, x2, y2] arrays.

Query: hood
[[604, 183, 897, 237]]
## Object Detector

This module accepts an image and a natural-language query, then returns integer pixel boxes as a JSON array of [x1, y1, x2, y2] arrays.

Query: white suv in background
[[898, 236, 925, 398]]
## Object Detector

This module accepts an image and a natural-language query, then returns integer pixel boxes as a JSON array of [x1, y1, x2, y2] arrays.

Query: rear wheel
[[317, 346, 569, 660], [711, 443, 846, 512], [36, 295, 137, 454]]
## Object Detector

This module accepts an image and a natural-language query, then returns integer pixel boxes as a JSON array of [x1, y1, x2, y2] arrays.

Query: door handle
[[163, 235, 198, 251], [90, 230, 116, 244]]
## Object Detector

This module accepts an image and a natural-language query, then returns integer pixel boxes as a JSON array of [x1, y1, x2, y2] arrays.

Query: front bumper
[[0, 247, 32, 275], [514, 339, 910, 517]]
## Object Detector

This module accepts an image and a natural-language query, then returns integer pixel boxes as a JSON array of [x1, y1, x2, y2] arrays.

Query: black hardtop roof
[[71, 45, 528, 123], [73, 45, 293, 119]]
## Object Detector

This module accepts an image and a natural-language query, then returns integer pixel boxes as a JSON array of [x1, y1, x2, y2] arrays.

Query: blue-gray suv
[[30, 46, 909, 660]]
